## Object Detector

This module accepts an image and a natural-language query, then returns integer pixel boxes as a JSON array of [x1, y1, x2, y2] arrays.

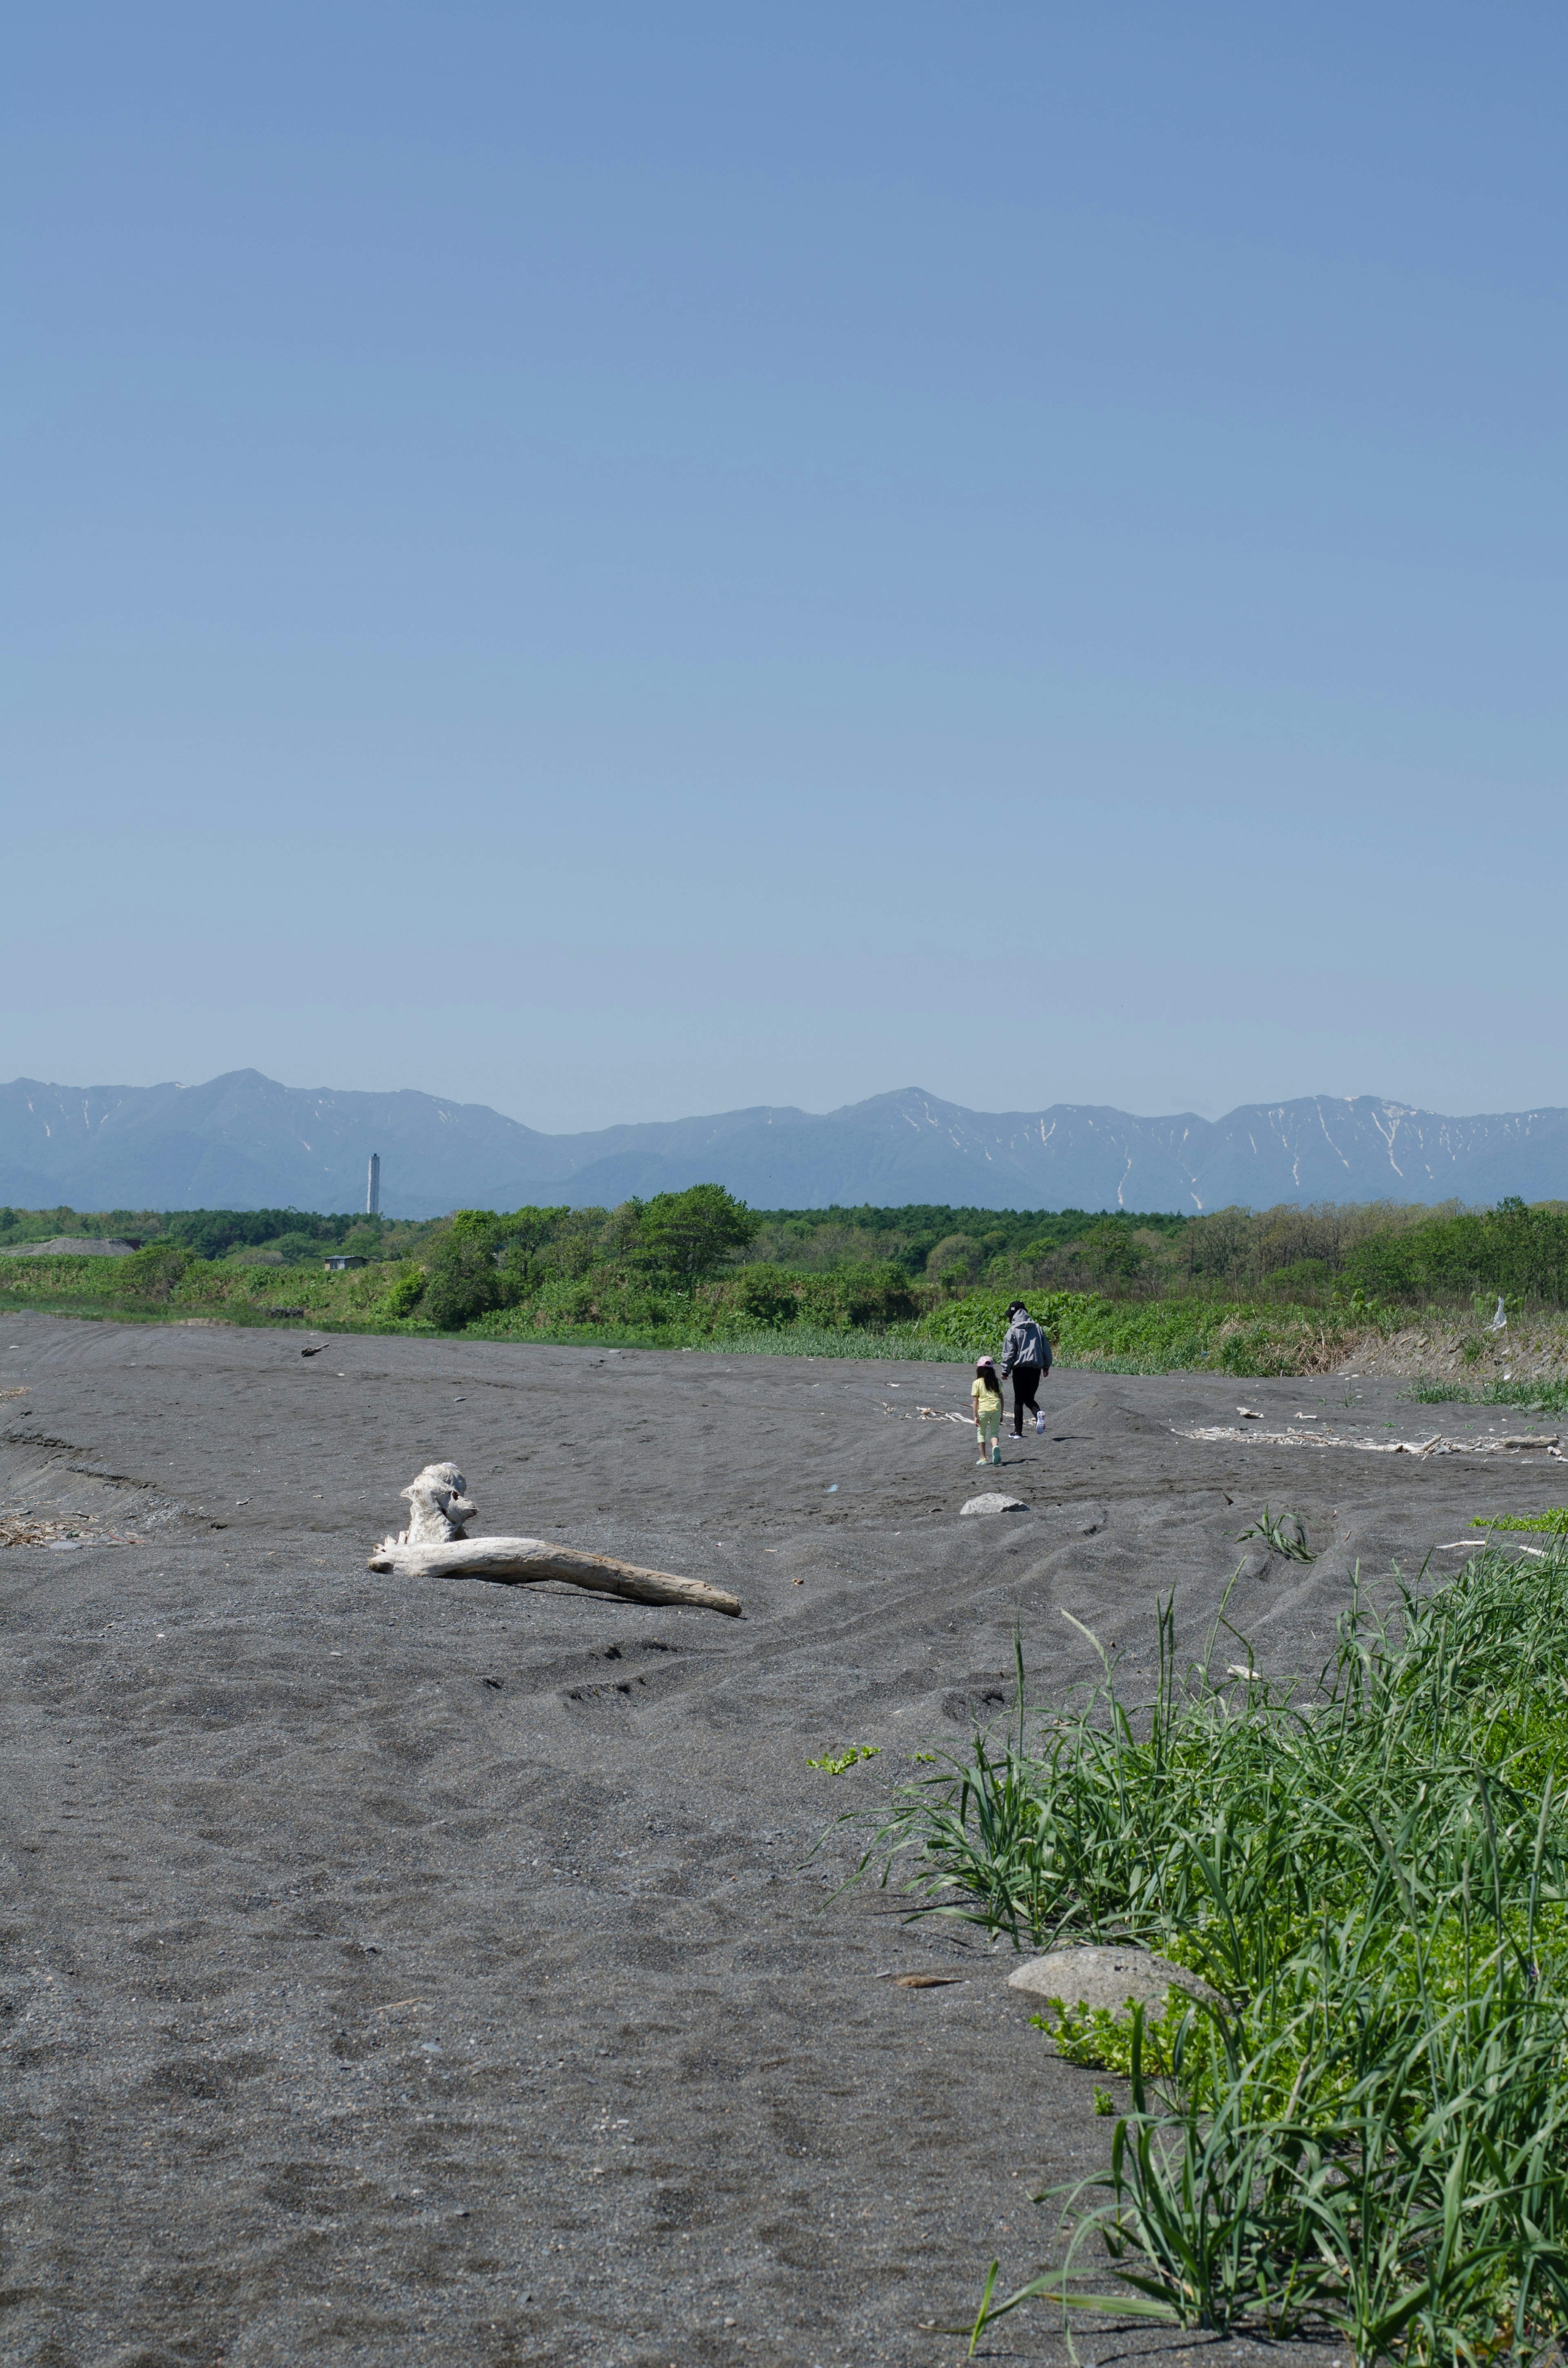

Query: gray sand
[[1, 1314, 1559, 2366]]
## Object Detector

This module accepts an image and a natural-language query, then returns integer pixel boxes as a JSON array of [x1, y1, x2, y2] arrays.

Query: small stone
[[959, 1492, 1028, 1517], [1008, 1946, 1225, 2019]]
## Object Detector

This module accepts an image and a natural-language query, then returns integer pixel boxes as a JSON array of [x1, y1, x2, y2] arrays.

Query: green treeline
[[3, 1191, 1568, 1343], [1336, 1196, 1568, 1305], [0, 1202, 405, 1263]]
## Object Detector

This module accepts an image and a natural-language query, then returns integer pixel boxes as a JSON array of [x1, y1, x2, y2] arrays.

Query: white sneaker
[[1036, 1410, 1046, 1434]]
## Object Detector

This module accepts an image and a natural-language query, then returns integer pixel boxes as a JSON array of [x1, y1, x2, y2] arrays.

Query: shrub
[[794, 1262, 921, 1329], [920, 1290, 1080, 1357], [1262, 1257, 1331, 1298], [381, 1264, 426, 1320], [717, 1262, 800, 1328], [111, 1243, 196, 1302], [500, 1272, 677, 1332], [422, 1238, 504, 1331]]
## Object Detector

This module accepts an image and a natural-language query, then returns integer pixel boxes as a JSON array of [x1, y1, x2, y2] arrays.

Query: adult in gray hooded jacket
[[999, 1301, 1051, 1437]]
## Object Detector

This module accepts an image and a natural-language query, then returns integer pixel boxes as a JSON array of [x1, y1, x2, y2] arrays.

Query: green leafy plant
[[1471, 1507, 1568, 1534], [1234, 1505, 1314, 1562], [380, 1263, 426, 1319], [806, 1744, 881, 1774], [844, 1561, 1568, 2362]]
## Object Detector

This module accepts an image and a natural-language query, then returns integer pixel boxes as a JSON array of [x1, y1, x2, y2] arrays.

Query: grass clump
[[1408, 1375, 1568, 1417], [1471, 1509, 1568, 1535], [842, 1559, 1568, 2362], [1234, 1505, 1314, 1561]]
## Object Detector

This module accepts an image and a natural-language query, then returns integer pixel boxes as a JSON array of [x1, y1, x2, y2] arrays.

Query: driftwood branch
[[366, 1534, 742, 1618]]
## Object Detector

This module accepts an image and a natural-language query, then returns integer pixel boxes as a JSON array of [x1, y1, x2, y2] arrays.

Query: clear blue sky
[[6, 2, 1564, 1133]]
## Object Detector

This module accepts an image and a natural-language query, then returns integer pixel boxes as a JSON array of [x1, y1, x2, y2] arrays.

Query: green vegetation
[[1341, 1197, 1568, 1308], [806, 1745, 882, 1774], [0, 1201, 419, 1262], [1408, 1375, 1568, 1417], [5, 1191, 1568, 1381], [1471, 1509, 1568, 1535], [745, 1202, 1187, 1289], [918, 1287, 1361, 1375], [1234, 1506, 1314, 1562], [0, 1247, 1370, 1373], [5, 1190, 1568, 1313], [842, 1558, 1568, 2361]]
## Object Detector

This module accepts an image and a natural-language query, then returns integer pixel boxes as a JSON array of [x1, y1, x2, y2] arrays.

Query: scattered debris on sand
[[0, 1509, 144, 1547], [1179, 1423, 1562, 1458]]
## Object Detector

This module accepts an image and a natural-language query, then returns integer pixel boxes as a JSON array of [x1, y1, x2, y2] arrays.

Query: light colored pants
[[976, 1411, 1000, 1448]]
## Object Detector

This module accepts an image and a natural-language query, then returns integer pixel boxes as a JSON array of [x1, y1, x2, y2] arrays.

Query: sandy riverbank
[[2, 1313, 1563, 2366]]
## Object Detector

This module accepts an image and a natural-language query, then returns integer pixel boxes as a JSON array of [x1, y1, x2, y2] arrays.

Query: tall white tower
[[367, 1153, 381, 1216]]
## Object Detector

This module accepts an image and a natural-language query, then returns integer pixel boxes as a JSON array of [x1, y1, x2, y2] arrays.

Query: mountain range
[[1, 1070, 1564, 1219]]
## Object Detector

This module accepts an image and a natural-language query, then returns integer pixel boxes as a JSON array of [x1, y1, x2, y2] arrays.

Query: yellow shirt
[[971, 1376, 1003, 1416]]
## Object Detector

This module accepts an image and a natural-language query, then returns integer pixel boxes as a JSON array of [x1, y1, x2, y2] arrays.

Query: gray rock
[[1007, 1946, 1225, 2019], [959, 1492, 1028, 1517]]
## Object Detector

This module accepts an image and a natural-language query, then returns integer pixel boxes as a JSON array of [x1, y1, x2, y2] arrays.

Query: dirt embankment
[[1341, 1314, 1568, 1388]]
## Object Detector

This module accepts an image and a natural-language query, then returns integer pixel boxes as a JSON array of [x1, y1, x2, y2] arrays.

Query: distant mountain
[[1, 1071, 1565, 1219]]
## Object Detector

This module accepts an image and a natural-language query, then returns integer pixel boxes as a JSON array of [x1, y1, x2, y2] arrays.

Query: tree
[[925, 1233, 982, 1289], [423, 1234, 504, 1331], [1079, 1221, 1147, 1287], [493, 1206, 571, 1298], [638, 1185, 760, 1291]]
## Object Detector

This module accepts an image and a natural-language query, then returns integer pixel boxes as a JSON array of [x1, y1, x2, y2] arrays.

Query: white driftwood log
[[381, 1461, 477, 1547], [370, 1462, 742, 1617], [367, 1534, 742, 1617]]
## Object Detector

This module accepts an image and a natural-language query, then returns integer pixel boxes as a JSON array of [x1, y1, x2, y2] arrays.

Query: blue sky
[[6, 2, 1564, 1132]]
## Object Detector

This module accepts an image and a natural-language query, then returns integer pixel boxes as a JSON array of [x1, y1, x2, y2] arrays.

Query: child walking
[[971, 1356, 1004, 1466]]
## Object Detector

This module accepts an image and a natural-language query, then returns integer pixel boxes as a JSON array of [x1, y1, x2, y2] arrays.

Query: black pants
[[1009, 1363, 1043, 1434]]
